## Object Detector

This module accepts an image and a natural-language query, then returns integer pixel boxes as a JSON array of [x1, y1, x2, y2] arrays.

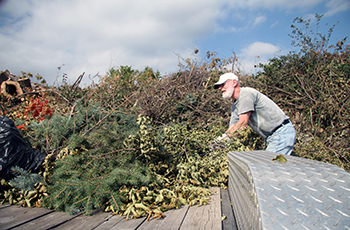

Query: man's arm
[[226, 112, 251, 137]]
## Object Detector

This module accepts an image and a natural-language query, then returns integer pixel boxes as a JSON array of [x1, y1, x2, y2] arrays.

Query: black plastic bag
[[0, 115, 46, 181]]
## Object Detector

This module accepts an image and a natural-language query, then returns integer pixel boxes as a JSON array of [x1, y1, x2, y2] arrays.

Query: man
[[213, 73, 296, 155]]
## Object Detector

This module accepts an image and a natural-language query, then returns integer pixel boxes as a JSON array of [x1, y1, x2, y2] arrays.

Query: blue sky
[[0, 0, 349, 86]]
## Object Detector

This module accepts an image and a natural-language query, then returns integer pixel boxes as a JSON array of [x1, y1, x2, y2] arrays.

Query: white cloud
[[271, 20, 279, 27], [226, 0, 323, 10], [0, 0, 221, 86], [253, 15, 267, 27], [242, 42, 280, 57], [324, 0, 350, 16], [0, 0, 34, 19], [0, 0, 347, 86], [239, 42, 282, 74]]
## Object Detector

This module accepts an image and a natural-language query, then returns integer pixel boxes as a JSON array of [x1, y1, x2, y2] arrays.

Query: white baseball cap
[[213, 73, 239, 89]]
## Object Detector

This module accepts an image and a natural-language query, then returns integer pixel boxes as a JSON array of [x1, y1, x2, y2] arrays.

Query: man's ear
[[232, 79, 238, 87]]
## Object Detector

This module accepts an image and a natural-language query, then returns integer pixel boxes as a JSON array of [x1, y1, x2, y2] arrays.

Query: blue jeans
[[266, 122, 296, 155]]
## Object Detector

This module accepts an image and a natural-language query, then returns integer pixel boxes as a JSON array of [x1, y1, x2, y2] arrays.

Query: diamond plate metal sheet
[[228, 150, 350, 230]]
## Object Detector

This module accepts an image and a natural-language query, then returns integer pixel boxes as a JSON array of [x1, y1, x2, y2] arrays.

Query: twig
[[231, 51, 236, 73], [71, 72, 85, 91], [292, 72, 317, 103], [102, 185, 119, 209], [298, 50, 320, 74]]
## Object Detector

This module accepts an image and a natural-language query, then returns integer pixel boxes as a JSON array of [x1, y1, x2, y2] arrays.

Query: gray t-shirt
[[230, 87, 288, 139]]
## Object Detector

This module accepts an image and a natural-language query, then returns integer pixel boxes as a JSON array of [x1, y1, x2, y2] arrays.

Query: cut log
[[17, 77, 32, 92], [1, 80, 23, 99]]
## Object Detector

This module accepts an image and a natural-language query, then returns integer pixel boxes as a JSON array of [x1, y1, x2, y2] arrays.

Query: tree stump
[[1, 80, 23, 99]]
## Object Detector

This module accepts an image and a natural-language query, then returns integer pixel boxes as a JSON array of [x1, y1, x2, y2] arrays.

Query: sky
[[0, 0, 349, 87]]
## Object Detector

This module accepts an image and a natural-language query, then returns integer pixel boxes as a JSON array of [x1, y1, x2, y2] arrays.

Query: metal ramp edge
[[228, 150, 350, 230]]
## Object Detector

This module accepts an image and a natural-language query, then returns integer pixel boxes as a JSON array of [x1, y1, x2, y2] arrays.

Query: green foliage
[[1, 172, 48, 208], [289, 13, 338, 53], [39, 112, 263, 217], [125, 115, 262, 187], [23, 101, 145, 214], [175, 154, 228, 188], [27, 100, 138, 152], [9, 166, 44, 191], [124, 115, 223, 163], [108, 66, 137, 99], [295, 135, 347, 169], [94, 65, 160, 110], [43, 152, 152, 215], [41, 114, 235, 216]]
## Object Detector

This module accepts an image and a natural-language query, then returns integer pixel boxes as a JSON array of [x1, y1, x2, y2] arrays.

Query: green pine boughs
[[1, 167, 48, 207], [9, 166, 44, 191], [41, 113, 236, 218], [43, 152, 152, 215], [1, 109, 262, 218]]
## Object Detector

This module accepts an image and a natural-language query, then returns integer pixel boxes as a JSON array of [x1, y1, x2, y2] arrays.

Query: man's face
[[219, 80, 234, 100]]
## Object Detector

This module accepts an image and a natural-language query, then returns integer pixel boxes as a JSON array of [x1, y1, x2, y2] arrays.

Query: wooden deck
[[0, 187, 237, 230]]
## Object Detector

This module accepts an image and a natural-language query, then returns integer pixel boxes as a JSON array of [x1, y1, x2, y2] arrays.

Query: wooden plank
[[52, 210, 110, 230], [137, 205, 190, 230], [11, 211, 83, 230], [93, 215, 124, 230], [180, 187, 221, 230], [0, 205, 53, 229], [220, 189, 237, 230], [109, 217, 146, 230]]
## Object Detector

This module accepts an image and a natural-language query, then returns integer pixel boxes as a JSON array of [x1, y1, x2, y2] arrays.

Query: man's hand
[[225, 112, 251, 137]]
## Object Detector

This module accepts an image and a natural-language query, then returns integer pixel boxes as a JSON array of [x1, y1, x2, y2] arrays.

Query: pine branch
[[82, 108, 116, 137]]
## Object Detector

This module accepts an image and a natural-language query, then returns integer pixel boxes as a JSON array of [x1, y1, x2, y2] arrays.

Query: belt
[[270, 119, 290, 135]]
